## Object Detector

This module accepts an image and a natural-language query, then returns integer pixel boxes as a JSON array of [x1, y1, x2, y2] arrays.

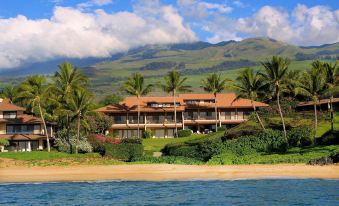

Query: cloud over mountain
[[0, 3, 196, 69], [186, 3, 339, 46]]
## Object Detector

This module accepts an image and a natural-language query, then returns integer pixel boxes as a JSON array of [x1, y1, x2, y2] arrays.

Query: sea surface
[[1, 179, 338, 205]]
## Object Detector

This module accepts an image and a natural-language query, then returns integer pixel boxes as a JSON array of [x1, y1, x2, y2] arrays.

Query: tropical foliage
[[201, 73, 228, 132], [159, 70, 191, 136]]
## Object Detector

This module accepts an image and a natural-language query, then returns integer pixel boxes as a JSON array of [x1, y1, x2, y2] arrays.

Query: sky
[[0, 0, 338, 69]]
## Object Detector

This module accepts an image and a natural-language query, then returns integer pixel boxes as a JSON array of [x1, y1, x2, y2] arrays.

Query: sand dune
[[0, 164, 338, 183]]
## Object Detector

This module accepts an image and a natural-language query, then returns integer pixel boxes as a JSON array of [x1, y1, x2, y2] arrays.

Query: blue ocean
[[1, 179, 338, 205]]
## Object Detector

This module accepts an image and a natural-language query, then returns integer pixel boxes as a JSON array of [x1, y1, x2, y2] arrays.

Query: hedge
[[222, 130, 288, 155], [104, 143, 144, 161], [287, 126, 313, 147], [177, 129, 192, 137], [162, 132, 223, 161]]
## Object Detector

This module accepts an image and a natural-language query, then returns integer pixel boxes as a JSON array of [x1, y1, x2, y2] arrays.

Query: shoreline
[[1, 164, 338, 183]]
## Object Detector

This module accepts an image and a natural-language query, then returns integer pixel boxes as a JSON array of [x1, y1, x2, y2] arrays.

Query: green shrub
[[86, 134, 105, 155], [133, 156, 203, 164], [162, 132, 223, 161], [0, 139, 9, 146], [104, 143, 143, 161], [288, 126, 313, 147], [217, 127, 226, 131], [54, 129, 92, 153], [121, 138, 143, 144], [223, 121, 262, 140], [143, 129, 153, 139], [222, 130, 288, 155], [177, 129, 192, 137], [319, 131, 339, 145], [162, 143, 200, 159]]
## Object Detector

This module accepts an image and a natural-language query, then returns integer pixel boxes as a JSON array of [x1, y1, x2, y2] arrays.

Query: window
[[3, 111, 17, 119], [114, 116, 123, 123], [6, 124, 36, 134]]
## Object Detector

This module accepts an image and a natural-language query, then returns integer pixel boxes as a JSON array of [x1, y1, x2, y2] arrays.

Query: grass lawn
[[0, 151, 124, 166], [316, 112, 339, 137], [208, 144, 339, 165], [0, 151, 100, 161], [142, 134, 207, 156]]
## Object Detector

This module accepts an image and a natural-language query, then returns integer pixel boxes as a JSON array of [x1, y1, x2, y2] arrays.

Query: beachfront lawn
[[316, 112, 339, 137], [208, 144, 339, 165], [0, 151, 124, 166], [0, 151, 100, 161], [142, 134, 207, 156]]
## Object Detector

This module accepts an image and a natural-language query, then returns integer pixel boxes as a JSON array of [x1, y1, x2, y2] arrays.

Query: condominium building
[[97, 93, 268, 138], [0, 99, 54, 152]]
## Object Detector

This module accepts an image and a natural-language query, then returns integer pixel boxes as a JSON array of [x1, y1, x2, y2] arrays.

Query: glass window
[[3, 111, 17, 119]]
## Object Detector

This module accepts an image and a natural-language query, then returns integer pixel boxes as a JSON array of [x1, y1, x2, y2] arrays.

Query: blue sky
[[0, 0, 338, 69]]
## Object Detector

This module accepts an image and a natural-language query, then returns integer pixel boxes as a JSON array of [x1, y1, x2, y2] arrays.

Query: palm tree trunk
[[214, 93, 218, 132], [76, 115, 80, 154], [276, 90, 287, 141], [38, 103, 50, 152], [251, 100, 265, 131], [313, 102, 318, 145], [173, 90, 178, 137], [330, 96, 334, 131], [137, 96, 140, 138]]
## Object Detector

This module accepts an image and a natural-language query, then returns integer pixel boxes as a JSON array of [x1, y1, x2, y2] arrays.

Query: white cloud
[[77, 0, 113, 10], [197, 4, 339, 46], [233, 0, 245, 8], [177, 0, 232, 18], [0, 3, 196, 69]]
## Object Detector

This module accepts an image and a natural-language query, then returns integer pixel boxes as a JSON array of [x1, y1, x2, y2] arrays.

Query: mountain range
[[1, 37, 338, 98]]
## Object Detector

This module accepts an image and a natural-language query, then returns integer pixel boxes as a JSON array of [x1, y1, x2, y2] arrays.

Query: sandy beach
[[1, 164, 338, 183]]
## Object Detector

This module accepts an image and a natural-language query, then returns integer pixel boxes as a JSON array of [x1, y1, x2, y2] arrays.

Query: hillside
[[0, 37, 338, 99]]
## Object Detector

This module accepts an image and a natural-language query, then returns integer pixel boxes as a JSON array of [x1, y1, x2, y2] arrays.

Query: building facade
[[97, 93, 268, 138], [0, 99, 54, 152]]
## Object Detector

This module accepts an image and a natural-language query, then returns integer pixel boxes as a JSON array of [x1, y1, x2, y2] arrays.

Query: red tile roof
[[0, 99, 25, 111], [96, 93, 268, 113]]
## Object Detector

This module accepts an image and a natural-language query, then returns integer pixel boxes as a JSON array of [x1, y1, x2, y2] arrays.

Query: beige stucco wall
[[0, 123, 5, 134]]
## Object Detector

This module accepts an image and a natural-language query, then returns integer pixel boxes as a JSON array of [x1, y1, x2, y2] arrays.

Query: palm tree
[[160, 70, 191, 137], [323, 62, 339, 131], [124, 73, 153, 138], [201, 73, 228, 132], [233, 68, 268, 130], [261, 56, 290, 139], [296, 66, 327, 144], [50, 62, 88, 129], [18, 76, 51, 152], [65, 89, 94, 154], [1, 85, 18, 103]]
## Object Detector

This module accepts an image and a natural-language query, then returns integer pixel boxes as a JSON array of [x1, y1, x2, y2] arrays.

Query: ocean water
[[0, 179, 338, 206]]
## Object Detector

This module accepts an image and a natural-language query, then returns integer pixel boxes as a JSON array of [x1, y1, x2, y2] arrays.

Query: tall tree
[[323, 62, 339, 131], [52, 61, 88, 104], [124, 73, 153, 138], [296, 65, 327, 144], [201, 73, 228, 132], [261, 56, 290, 139], [65, 89, 94, 154], [18, 76, 51, 152], [160, 70, 191, 137], [1, 85, 18, 103], [233, 68, 268, 130], [50, 62, 88, 129]]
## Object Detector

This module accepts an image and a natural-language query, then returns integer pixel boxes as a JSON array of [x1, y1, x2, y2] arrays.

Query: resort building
[[296, 97, 339, 111], [97, 93, 268, 138], [0, 99, 54, 152]]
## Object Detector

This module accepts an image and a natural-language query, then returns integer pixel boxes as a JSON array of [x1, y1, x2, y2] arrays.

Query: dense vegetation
[[0, 54, 338, 165]]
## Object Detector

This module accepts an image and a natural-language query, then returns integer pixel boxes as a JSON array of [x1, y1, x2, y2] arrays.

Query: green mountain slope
[[84, 37, 338, 98]]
